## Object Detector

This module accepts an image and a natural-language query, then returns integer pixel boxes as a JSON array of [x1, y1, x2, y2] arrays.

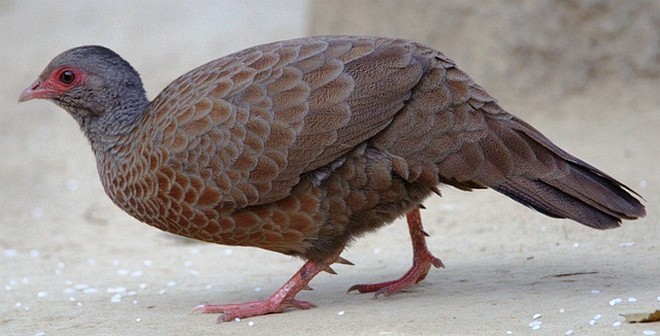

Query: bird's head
[[19, 46, 148, 133]]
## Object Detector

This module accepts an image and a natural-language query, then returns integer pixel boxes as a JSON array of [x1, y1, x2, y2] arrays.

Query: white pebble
[[609, 298, 623, 306], [69, 297, 76, 302], [67, 179, 78, 191], [4, 249, 18, 257], [133, 300, 138, 305], [591, 289, 601, 295], [166, 281, 176, 287], [657, 296, 660, 302], [131, 270, 144, 277], [532, 313, 542, 319], [83, 288, 98, 294], [619, 242, 636, 247], [57, 261, 66, 269], [224, 249, 234, 256], [205, 284, 213, 290], [373, 248, 381, 254], [612, 321, 622, 327], [643, 331, 656, 336], [15, 302, 22, 307], [37, 291, 48, 298], [22, 277, 30, 284], [628, 297, 638, 303], [589, 319, 596, 326], [506, 331, 513, 335], [107, 287, 126, 294], [254, 286, 262, 292], [158, 289, 166, 294], [593, 314, 602, 320], [234, 317, 241, 323], [33, 207, 44, 218], [76, 302, 82, 307], [248, 321, 255, 327], [34, 332, 46, 336], [190, 247, 200, 254], [136, 318, 142, 322], [143, 260, 153, 266], [110, 294, 122, 303], [338, 310, 345, 316], [74, 284, 89, 290], [573, 242, 580, 248], [559, 308, 565, 313], [139, 283, 147, 290], [529, 320, 542, 329], [62, 288, 75, 294], [565, 330, 574, 336], [4, 285, 12, 291]]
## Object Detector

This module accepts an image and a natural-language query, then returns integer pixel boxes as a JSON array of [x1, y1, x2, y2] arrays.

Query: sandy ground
[[1, 1, 658, 335]]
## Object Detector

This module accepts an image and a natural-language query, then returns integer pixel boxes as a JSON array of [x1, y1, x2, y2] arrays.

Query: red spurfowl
[[19, 36, 645, 322]]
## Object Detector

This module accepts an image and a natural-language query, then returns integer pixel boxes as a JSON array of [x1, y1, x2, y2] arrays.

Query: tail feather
[[490, 118, 646, 229]]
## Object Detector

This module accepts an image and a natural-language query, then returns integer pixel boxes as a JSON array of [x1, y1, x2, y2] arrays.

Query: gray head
[[19, 46, 149, 137]]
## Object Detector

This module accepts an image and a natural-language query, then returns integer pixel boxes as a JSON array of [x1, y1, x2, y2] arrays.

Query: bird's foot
[[193, 251, 346, 322], [347, 249, 444, 297], [348, 207, 444, 298], [193, 297, 315, 322]]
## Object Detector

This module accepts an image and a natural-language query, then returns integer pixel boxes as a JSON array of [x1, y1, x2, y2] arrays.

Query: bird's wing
[[148, 36, 426, 208]]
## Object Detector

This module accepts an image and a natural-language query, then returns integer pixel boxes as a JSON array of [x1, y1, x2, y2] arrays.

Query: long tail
[[490, 117, 645, 229]]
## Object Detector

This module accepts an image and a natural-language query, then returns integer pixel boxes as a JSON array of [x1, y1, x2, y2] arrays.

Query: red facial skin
[[18, 66, 85, 102]]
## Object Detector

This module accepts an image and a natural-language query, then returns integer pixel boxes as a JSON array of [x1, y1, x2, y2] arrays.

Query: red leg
[[194, 251, 343, 322], [348, 207, 444, 297]]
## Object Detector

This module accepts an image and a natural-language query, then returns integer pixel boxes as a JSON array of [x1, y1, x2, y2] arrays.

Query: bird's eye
[[58, 70, 76, 84]]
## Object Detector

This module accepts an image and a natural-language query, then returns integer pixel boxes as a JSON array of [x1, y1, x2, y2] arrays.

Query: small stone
[[609, 298, 623, 306]]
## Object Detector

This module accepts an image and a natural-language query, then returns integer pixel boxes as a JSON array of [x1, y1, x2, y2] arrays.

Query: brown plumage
[[19, 36, 645, 321]]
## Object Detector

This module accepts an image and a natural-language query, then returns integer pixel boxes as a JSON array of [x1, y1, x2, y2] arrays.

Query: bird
[[18, 35, 645, 322]]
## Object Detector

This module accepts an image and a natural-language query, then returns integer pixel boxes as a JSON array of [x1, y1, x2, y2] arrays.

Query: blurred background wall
[[308, 0, 659, 102]]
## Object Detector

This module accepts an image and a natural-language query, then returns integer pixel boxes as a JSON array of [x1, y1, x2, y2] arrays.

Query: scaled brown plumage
[[19, 36, 645, 322]]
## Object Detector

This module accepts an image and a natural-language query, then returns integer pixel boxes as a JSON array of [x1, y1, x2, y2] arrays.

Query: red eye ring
[[58, 69, 76, 85]]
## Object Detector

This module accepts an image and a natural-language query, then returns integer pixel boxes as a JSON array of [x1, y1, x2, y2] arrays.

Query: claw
[[323, 265, 337, 274], [335, 256, 354, 266]]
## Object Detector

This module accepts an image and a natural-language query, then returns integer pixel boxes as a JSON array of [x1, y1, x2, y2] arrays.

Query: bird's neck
[[82, 100, 150, 162]]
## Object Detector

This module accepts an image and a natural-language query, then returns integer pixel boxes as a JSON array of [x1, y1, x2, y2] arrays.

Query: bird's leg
[[348, 207, 444, 297], [193, 250, 345, 322]]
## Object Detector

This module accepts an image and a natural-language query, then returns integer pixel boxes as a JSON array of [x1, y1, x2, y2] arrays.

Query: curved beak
[[18, 79, 56, 103]]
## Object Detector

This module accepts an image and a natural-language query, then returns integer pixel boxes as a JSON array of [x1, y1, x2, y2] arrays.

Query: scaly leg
[[348, 207, 444, 297], [194, 250, 345, 322]]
